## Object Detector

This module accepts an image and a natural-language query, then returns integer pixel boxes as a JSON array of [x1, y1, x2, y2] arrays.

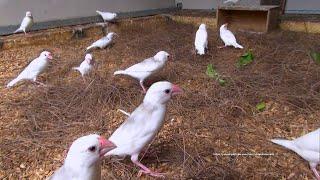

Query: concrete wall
[[0, 0, 175, 26], [286, 0, 320, 14], [177, 0, 216, 10], [177, 0, 320, 14]]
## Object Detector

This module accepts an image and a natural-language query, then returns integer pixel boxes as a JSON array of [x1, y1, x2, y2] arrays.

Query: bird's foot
[[34, 81, 47, 87], [138, 169, 165, 178], [217, 46, 226, 49]]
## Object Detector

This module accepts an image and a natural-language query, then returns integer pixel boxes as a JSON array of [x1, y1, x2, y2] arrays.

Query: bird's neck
[[143, 100, 166, 108], [64, 159, 101, 179]]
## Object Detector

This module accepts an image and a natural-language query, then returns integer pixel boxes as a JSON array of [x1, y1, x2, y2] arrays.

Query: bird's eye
[[88, 146, 96, 152], [164, 89, 170, 94]]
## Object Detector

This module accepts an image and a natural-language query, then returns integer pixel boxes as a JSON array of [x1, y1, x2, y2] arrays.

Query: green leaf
[[310, 51, 320, 64], [218, 78, 226, 86], [256, 102, 266, 112], [236, 51, 254, 68], [206, 64, 216, 78], [206, 64, 226, 86]]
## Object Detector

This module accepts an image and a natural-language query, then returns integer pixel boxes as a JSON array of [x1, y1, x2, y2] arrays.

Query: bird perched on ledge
[[96, 10, 117, 22], [14, 11, 33, 35]]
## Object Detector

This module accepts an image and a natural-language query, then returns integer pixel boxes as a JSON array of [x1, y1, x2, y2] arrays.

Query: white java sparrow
[[104, 81, 183, 177], [73, 54, 95, 77], [219, 23, 243, 49], [86, 32, 117, 52], [14, 11, 33, 35], [114, 51, 170, 93], [195, 24, 208, 55], [96, 10, 117, 22], [271, 128, 320, 179], [50, 134, 116, 180], [7, 51, 53, 88], [223, 0, 239, 4]]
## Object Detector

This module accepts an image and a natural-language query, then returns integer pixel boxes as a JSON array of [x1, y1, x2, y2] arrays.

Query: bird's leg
[[82, 76, 87, 83], [217, 45, 226, 49], [139, 81, 147, 93], [35, 81, 46, 87], [311, 167, 320, 180], [117, 109, 130, 116], [131, 154, 165, 178]]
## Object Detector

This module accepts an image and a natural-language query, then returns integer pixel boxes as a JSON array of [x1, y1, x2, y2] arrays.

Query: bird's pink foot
[[311, 167, 320, 180], [217, 46, 226, 49]]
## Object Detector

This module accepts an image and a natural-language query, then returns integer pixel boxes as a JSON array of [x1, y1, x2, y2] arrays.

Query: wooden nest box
[[217, 0, 281, 33]]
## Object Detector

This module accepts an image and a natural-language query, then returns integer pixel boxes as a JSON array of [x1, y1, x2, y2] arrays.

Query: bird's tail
[[7, 77, 21, 88], [271, 139, 296, 151], [86, 45, 95, 52], [196, 48, 205, 55], [14, 27, 22, 34], [113, 70, 126, 76], [96, 10, 102, 16], [234, 43, 243, 49], [72, 67, 80, 71]]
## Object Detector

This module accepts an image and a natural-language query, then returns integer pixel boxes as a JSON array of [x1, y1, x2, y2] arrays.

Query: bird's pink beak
[[47, 54, 53, 60], [171, 84, 183, 95], [98, 136, 116, 157], [224, 23, 228, 27]]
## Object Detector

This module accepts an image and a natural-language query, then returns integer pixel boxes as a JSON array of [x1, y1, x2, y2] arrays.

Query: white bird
[[7, 51, 53, 88], [86, 32, 117, 52], [105, 81, 183, 177], [219, 23, 243, 49], [50, 134, 116, 180], [96, 10, 117, 22], [114, 51, 170, 93], [14, 11, 33, 35], [73, 54, 95, 77], [223, 0, 239, 4], [195, 24, 208, 55], [271, 128, 320, 179]]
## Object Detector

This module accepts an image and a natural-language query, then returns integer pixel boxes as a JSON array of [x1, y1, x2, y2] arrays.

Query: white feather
[[113, 51, 169, 83], [7, 51, 51, 88], [195, 24, 208, 55], [86, 32, 115, 51], [271, 128, 320, 178], [14, 12, 33, 34], [96, 10, 117, 22], [73, 54, 94, 77], [50, 134, 109, 180], [219, 24, 243, 49]]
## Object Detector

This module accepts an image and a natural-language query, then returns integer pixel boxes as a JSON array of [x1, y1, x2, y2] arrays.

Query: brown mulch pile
[[0, 15, 320, 179]]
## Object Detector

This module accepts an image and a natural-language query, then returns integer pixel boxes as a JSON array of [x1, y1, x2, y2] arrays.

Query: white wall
[[0, 0, 175, 26]]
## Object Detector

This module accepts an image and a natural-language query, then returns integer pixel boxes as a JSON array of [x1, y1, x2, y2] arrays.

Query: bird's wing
[[195, 30, 208, 47], [49, 166, 71, 180], [221, 29, 237, 44], [108, 104, 155, 147], [294, 128, 320, 152], [124, 57, 161, 73], [20, 17, 32, 29], [15, 58, 40, 79]]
